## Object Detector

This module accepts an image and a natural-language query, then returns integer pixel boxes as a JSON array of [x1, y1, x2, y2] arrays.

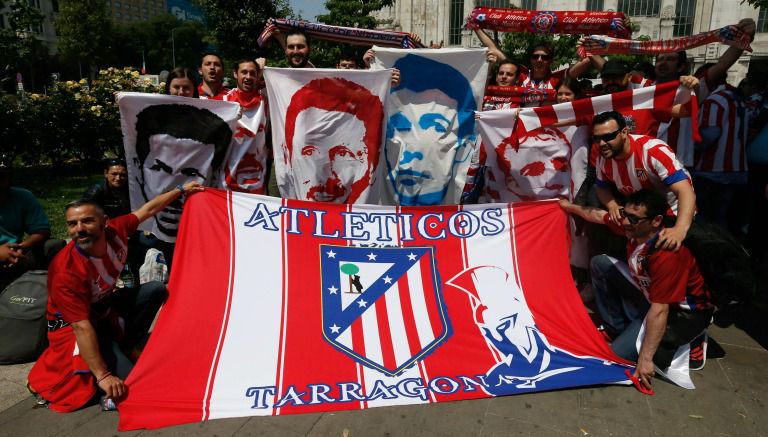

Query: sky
[[288, 0, 328, 21]]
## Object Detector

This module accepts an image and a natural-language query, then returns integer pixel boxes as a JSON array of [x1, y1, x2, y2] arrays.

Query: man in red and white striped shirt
[[692, 84, 748, 234], [593, 111, 696, 251]]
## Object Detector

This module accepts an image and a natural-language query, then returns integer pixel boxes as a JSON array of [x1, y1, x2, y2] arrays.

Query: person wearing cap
[[0, 157, 63, 291]]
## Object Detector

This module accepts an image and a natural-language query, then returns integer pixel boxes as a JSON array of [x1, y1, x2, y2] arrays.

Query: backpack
[[645, 220, 756, 309], [682, 220, 756, 308], [0, 270, 49, 364]]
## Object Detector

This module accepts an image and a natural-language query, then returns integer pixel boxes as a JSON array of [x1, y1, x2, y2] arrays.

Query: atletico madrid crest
[[319, 245, 452, 376]]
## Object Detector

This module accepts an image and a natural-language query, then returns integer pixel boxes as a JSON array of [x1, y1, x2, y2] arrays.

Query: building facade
[[373, 0, 768, 85], [0, 0, 60, 54]]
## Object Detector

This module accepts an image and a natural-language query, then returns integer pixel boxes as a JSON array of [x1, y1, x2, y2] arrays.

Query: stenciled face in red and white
[[225, 152, 264, 192], [291, 108, 371, 203], [496, 127, 571, 200]]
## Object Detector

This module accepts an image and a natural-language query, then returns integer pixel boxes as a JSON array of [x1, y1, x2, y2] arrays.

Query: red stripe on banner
[[203, 191, 239, 420], [573, 97, 594, 122], [536, 105, 558, 127], [272, 198, 289, 415], [508, 201, 630, 364], [374, 295, 398, 371], [724, 100, 736, 171], [397, 276, 426, 358], [351, 317, 367, 371], [401, 206, 497, 403], [277, 201, 361, 414], [118, 189, 236, 431]]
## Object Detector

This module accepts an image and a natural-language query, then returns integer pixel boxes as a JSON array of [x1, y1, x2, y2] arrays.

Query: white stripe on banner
[[207, 193, 286, 420]]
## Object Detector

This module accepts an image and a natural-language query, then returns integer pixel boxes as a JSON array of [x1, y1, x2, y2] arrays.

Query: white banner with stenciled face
[[263, 67, 391, 204], [371, 47, 488, 206], [117, 92, 240, 242]]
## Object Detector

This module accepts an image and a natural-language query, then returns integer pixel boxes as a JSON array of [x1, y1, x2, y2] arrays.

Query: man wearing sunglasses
[[559, 189, 713, 389], [592, 111, 696, 252]]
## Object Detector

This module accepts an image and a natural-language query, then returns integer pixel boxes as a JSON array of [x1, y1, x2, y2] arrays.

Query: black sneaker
[[689, 332, 708, 371]]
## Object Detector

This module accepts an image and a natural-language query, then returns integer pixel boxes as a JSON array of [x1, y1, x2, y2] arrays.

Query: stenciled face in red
[[225, 152, 265, 193]]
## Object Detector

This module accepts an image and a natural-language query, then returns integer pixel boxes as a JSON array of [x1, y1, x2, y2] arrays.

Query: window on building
[[673, 0, 696, 36], [586, 0, 604, 11], [115, 2, 121, 7], [52, 0, 59, 13], [0, 15, 5, 29], [449, 0, 464, 46], [519, 0, 537, 9], [759, 7, 768, 33], [618, 0, 660, 17], [476, 0, 508, 7]]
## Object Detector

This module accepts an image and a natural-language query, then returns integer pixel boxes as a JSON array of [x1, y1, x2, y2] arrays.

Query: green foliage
[[55, 0, 113, 76], [192, 0, 293, 60], [310, 0, 395, 68], [741, 0, 768, 8], [108, 14, 208, 72], [500, 33, 581, 70], [1, 67, 163, 167], [316, 0, 394, 28], [0, 0, 48, 88]]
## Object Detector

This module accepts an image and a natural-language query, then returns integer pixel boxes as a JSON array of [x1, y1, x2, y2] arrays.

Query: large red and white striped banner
[[117, 190, 632, 430]]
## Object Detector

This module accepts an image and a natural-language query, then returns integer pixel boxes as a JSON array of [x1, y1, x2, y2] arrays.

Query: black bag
[[683, 220, 756, 308], [0, 270, 49, 364]]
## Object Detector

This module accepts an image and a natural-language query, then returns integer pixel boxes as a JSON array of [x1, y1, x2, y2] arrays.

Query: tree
[[55, 0, 112, 79], [316, 0, 394, 29], [193, 0, 293, 60], [109, 14, 207, 73], [742, 0, 768, 8], [0, 0, 48, 92], [310, 0, 395, 68]]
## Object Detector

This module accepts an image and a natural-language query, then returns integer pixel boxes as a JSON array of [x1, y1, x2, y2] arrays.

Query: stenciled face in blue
[[385, 54, 477, 206]]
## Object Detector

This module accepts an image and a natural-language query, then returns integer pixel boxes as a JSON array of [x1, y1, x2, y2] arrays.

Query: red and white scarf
[[578, 25, 752, 57], [466, 7, 630, 39], [484, 85, 556, 107], [258, 18, 425, 48]]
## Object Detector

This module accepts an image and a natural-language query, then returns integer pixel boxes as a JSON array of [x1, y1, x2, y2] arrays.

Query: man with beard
[[222, 59, 270, 194], [283, 31, 313, 69], [27, 182, 203, 413], [198, 52, 229, 99], [592, 111, 695, 251]]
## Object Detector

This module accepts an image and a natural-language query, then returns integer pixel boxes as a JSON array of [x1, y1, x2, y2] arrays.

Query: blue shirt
[[0, 187, 50, 245]]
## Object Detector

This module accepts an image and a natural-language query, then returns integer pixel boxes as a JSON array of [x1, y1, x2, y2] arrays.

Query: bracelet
[[96, 372, 112, 384], [175, 184, 185, 196]]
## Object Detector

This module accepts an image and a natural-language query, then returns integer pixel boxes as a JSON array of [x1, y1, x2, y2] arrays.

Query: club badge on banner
[[371, 47, 488, 206], [264, 67, 391, 204], [476, 109, 590, 203], [117, 190, 633, 431], [219, 90, 270, 194], [117, 93, 240, 242]]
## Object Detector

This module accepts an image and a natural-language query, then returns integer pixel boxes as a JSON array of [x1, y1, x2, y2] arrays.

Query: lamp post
[[171, 28, 177, 68]]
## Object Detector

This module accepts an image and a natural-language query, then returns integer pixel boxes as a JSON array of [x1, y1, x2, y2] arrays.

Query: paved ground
[[1, 308, 766, 437]]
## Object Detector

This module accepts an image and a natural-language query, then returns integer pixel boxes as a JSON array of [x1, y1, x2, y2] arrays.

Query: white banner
[[476, 109, 589, 203], [371, 47, 488, 206], [263, 68, 391, 204], [218, 92, 269, 194], [117, 92, 240, 242]]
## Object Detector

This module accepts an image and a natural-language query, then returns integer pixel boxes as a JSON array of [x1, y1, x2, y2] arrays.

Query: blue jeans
[[591, 254, 712, 366]]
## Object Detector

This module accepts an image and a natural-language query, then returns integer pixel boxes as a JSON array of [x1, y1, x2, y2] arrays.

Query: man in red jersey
[[198, 52, 229, 99], [561, 189, 713, 389], [28, 181, 203, 413]]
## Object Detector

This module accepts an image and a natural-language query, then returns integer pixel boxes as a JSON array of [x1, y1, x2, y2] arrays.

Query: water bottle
[[119, 264, 134, 289]]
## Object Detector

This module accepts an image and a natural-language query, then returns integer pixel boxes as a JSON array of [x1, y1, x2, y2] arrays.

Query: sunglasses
[[531, 54, 551, 61], [593, 128, 623, 144], [619, 208, 649, 225]]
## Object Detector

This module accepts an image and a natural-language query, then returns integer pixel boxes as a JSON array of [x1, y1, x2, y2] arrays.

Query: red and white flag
[[517, 81, 700, 142], [117, 190, 632, 430], [264, 68, 391, 204]]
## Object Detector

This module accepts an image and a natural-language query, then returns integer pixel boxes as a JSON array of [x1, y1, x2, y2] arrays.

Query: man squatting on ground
[[27, 181, 204, 412], [560, 189, 713, 390]]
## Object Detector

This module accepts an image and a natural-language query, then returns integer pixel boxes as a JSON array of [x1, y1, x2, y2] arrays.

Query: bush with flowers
[[0, 67, 164, 167]]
